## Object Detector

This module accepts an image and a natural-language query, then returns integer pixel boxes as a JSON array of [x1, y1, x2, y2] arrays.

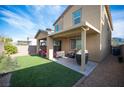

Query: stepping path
[[75, 55, 124, 87], [0, 73, 12, 87]]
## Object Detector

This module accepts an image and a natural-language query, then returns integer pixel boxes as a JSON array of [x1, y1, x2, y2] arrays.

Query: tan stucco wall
[[47, 36, 54, 59], [83, 5, 101, 30], [55, 5, 101, 32], [86, 33, 101, 62], [61, 38, 70, 54], [55, 6, 84, 31], [63, 6, 83, 30], [100, 14, 111, 61]]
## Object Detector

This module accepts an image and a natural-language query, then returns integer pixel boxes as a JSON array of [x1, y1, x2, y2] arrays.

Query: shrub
[[0, 53, 18, 73], [4, 44, 17, 55]]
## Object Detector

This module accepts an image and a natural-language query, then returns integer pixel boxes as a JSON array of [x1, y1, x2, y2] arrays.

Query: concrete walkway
[[75, 55, 124, 87]]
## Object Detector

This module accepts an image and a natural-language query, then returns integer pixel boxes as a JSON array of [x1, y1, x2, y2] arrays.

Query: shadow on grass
[[10, 62, 83, 87]]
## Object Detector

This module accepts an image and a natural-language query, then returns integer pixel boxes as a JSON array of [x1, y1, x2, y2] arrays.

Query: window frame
[[55, 24, 62, 32], [70, 38, 81, 50], [55, 24, 59, 32], [72, 9, 81, 25], [70, 39, 76, 49]]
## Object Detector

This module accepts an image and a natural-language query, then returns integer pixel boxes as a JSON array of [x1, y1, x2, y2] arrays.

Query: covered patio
[[54, 57, 97, 76], [47, 25, 100, 73], [35, 30, 48, 54], [35, 25, 100, 74]]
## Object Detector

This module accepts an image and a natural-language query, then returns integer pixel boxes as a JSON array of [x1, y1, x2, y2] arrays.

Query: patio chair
[[66, 51, 76, 58], [56, 51, 65, 58]]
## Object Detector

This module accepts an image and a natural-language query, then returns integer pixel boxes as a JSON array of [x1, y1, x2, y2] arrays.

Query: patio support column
[[37, 39, 40, 54], [47, 36, 53, 60], [81, 28, 86, 71]]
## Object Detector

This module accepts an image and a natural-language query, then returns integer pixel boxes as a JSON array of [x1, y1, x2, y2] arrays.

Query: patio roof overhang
[[49, 22, 100, 39], [50, 27, 82, 39], [35, 29, 48, 40], [49, 22, 84, 37]]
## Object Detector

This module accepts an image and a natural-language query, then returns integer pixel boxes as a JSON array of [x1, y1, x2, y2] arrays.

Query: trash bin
[[112, 46, 121, 56], [118, 56, 123, 63], [75, 50, 89, 65]]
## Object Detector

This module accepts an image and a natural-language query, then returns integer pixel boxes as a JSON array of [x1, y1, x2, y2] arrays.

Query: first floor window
[[54, 40, 61, 46], [70, 39, 81, 49], [76, 39, 81, 49], [71, 39, 76, 49]]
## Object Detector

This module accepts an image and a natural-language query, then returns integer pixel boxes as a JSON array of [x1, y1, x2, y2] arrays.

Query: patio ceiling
[[50, 27, 99, 39], [51, 28, 81, 39]]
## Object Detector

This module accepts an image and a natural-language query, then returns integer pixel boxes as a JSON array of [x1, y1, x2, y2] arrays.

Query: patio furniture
[[75, 50, 89, 65], [56, 51, 65, 58], [66, 51, 76, 58]]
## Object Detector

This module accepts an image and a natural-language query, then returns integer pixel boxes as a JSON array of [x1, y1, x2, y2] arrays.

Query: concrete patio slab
[[54, 57, 97, 76]]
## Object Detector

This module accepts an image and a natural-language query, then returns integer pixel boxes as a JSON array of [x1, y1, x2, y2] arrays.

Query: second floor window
[[55, 24, 62, 32], [55, 25, 59, 32], [72, 9, 81, 25]]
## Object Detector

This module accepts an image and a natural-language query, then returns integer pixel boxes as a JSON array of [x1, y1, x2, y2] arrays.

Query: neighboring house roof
[[53, 5, 113, 30], [35, 29, 48, 38]]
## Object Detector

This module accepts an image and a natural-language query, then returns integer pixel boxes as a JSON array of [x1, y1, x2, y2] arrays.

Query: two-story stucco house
[[35, 5, 113, 71]]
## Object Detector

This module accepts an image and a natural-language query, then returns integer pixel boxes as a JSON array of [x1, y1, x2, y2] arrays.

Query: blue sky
[[0, 5, 67, 41], [110, 5, 124, 38], [0, 5, 124, 41]]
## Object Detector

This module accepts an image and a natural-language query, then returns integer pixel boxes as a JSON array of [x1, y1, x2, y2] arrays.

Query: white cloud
[[0, 5, 67, 41], [111, 10, 124, 38], [31, 5, 45, 12], [52, 5, 61, 12], [0, 9, 37, 35], [48, 5, 64, 16], [26, 5, 44, 22], [112, 20, 124, 38]]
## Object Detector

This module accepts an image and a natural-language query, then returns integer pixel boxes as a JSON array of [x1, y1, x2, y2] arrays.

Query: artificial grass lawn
[[10, 56, 83, 87]]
